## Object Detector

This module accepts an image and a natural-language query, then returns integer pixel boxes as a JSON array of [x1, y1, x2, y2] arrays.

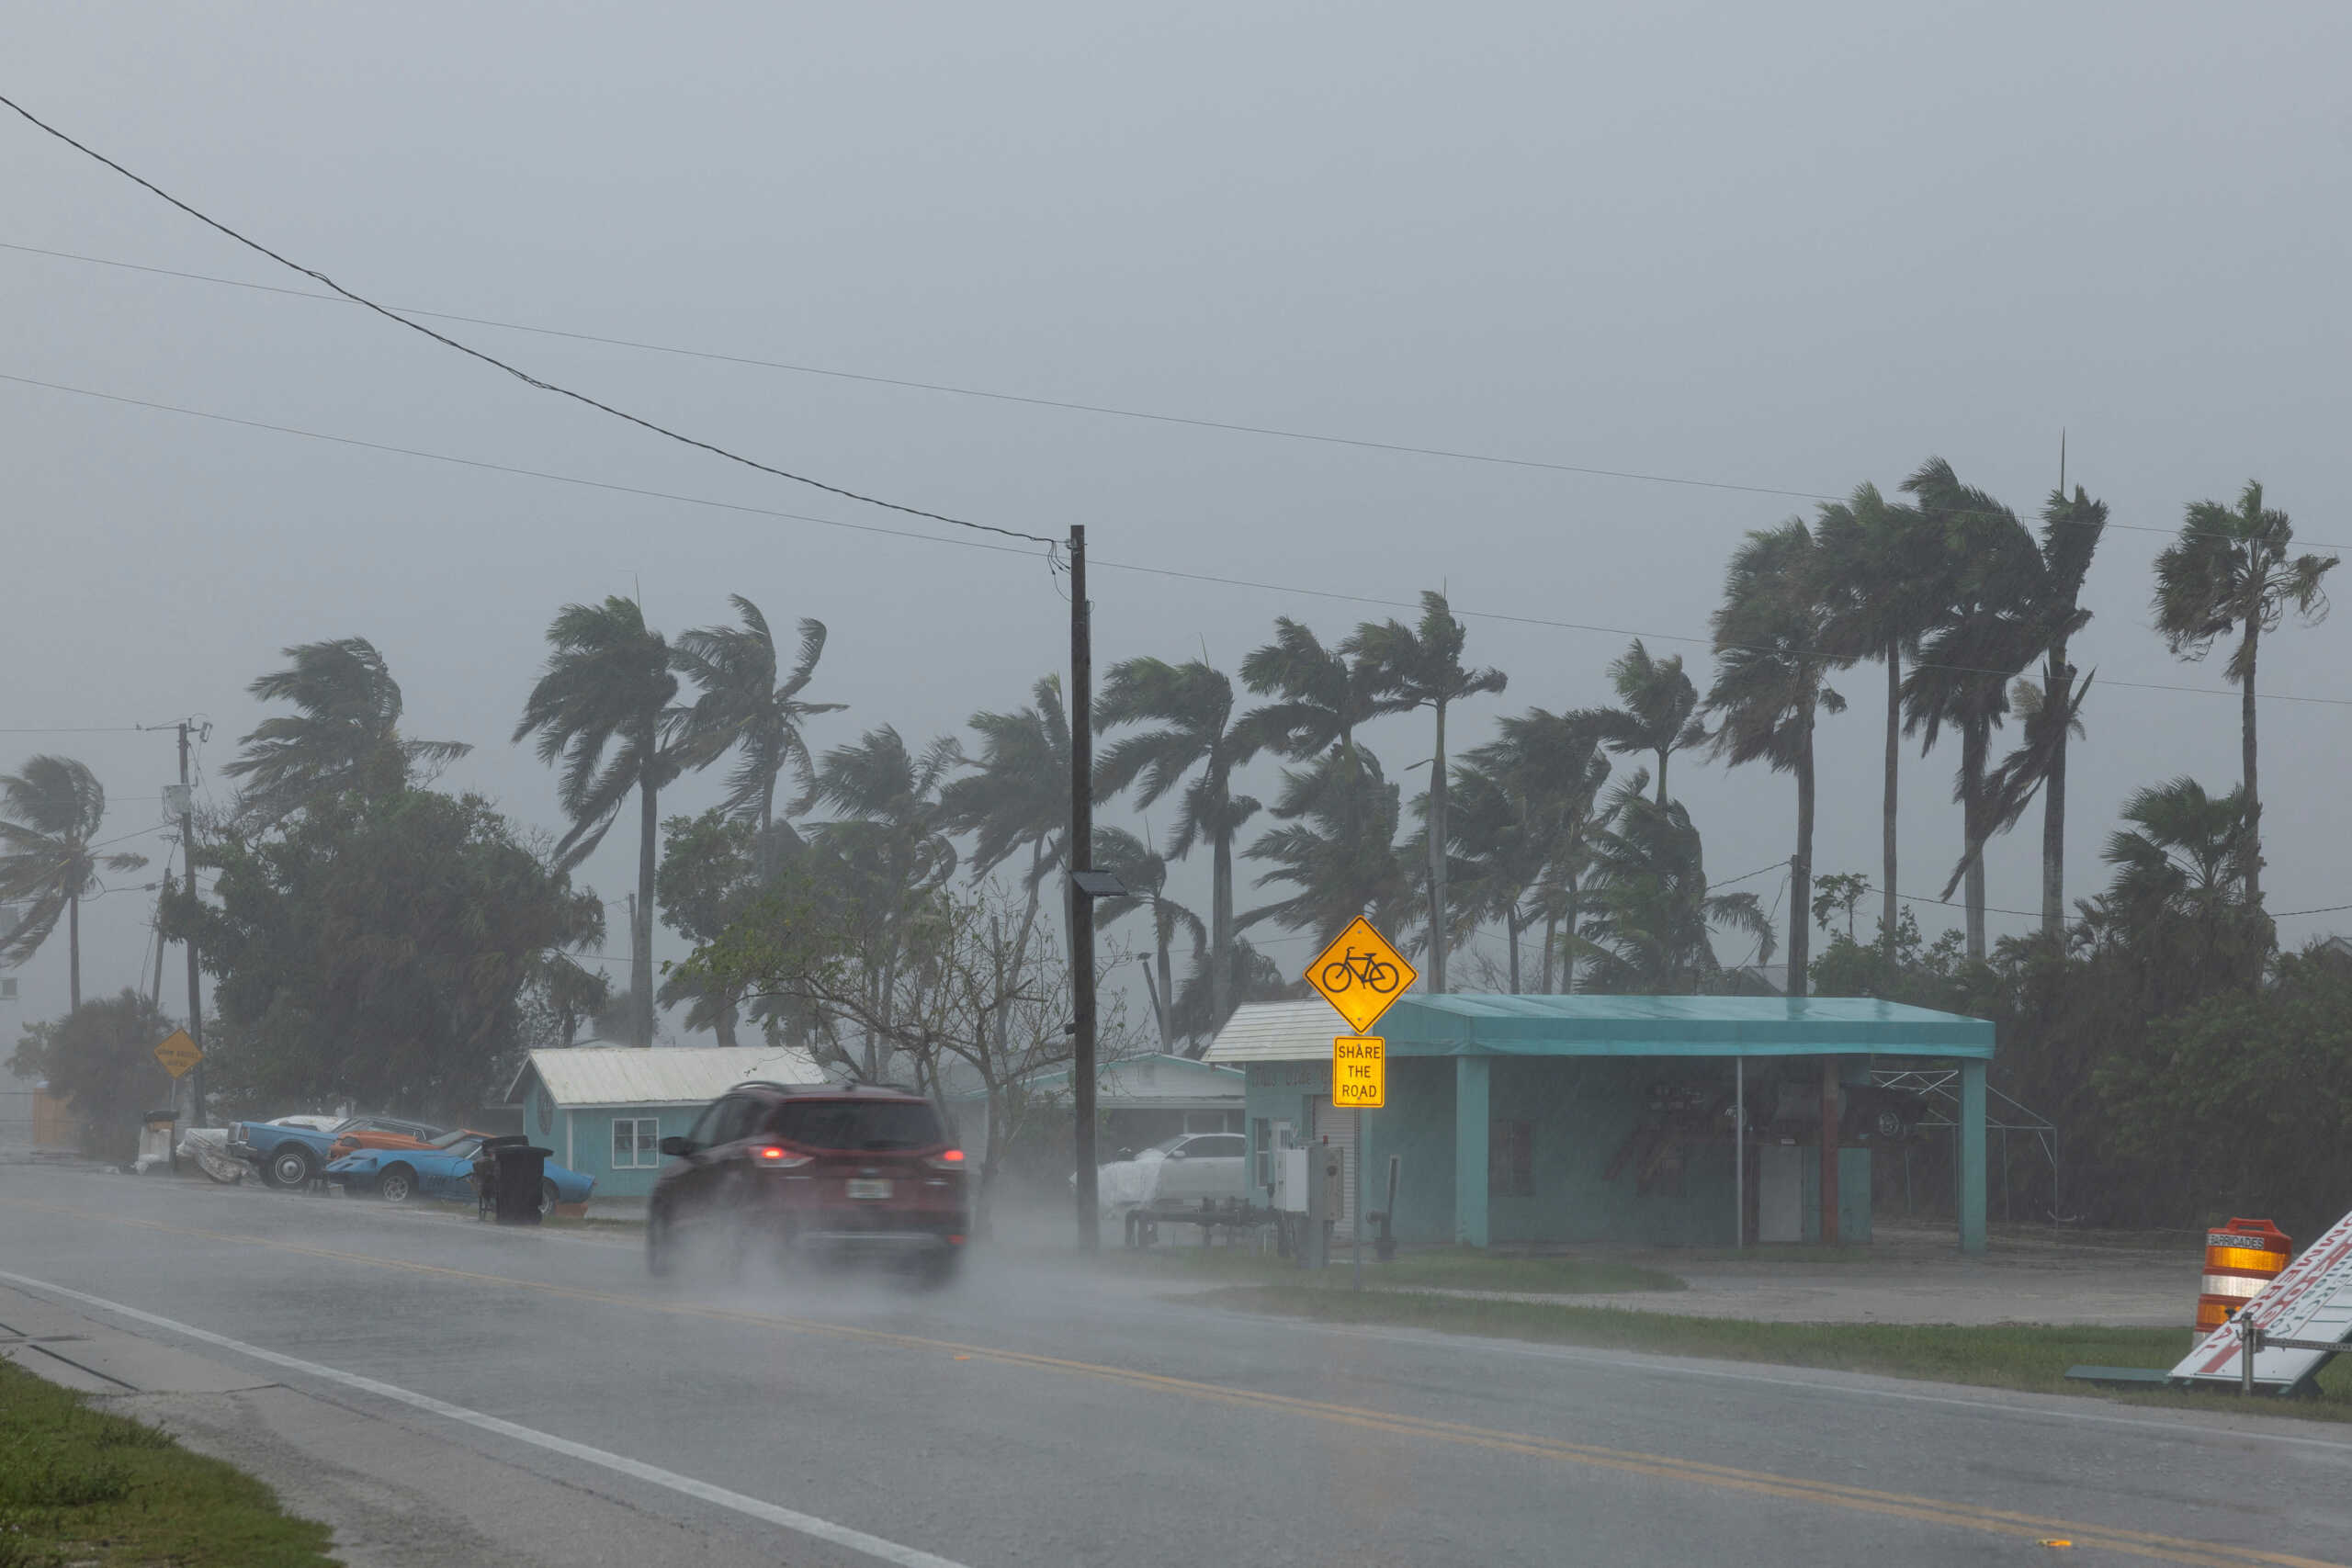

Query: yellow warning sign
[[1332, 1035, 1385, 1108], [153, 1029, 201, 1079], [1305, 916, 1417, 1035]]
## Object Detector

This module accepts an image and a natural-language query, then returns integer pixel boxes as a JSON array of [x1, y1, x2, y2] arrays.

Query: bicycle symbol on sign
[[1319, 948, 1401, 997]]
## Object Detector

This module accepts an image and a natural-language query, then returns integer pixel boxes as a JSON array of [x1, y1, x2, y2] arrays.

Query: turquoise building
[[503, 1044, 824, 1202], [1206, 995, 1995, 1253]]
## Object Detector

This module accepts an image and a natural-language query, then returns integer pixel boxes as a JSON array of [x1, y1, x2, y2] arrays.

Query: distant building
[[503, 1044, 824, 1202]]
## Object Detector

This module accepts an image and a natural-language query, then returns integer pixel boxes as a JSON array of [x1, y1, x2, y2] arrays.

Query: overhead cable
[[0, 95, 1056, 548]]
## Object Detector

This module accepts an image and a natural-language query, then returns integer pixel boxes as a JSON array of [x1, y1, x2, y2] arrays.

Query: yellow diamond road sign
[[153, 1029, 201, 1080], [1332, 1035, 1385, 1108], [1305, 916, 1417, 1036]]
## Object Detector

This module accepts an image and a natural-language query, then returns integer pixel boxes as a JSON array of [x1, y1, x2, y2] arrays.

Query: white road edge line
[[0, 1268, 973, 1568]]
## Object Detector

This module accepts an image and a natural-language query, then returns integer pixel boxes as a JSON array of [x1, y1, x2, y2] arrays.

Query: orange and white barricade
[[2197, 1218, 2291, 1334]]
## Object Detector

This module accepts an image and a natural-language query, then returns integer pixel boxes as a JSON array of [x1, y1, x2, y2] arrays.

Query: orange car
[[327, 1124, 474, 1162]]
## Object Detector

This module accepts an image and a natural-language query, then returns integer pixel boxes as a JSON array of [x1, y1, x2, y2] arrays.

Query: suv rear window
[[764, 1099, 944, 1152]]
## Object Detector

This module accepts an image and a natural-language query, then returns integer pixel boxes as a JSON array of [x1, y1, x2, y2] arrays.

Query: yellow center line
[[6, 1195, 2334, 1568]]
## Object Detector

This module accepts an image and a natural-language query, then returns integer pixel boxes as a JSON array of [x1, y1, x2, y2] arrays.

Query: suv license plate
[[845, 1179, 892, 1200]]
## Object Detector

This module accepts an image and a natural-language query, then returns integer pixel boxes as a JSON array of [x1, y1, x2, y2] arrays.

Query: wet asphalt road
[[2, 1162, 2346, 1568]]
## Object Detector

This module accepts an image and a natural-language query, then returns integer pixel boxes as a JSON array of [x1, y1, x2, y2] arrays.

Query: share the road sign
[[1332, 1034, 1385, 1108], [153, 1029, 201, 1079], [1305, 916, 1416, 1036]]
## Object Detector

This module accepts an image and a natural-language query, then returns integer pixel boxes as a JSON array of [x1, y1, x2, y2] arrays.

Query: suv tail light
[[922, 1150, 967, 1173], [755, 1145, 814, 1168]]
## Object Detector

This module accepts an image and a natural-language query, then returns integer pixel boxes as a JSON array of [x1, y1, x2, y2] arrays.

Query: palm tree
[[1243, 748, 1417, 953], [1582, 640, 1705, 807], [1900, 459, 2047, 962], [223, 637, 470, 820], [797, 726, 962, 1079], [671, 596, 844, 874], [1238, 617, 1401, 761], [514, 597, 679, 1047], [1488, 710, 1613, 993], [1444, 753, 1547, 992], [1573, 772, 1774, 994], [1350, 592, 1507, 993], [0, 757, 148, 1010], [1706, 517, 1846, 998], [1095, 658, 1261, 1032], [2153, 480, 2338, 908], [938, 675, 1072, 954], [1816, 484, 1942, 958], [2102, 777, 2253, 926], [1091, 826, 1204, 1050]]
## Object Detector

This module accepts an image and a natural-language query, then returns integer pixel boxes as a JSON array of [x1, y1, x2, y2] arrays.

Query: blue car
[[324, 1133, 595, 1213], [228, 1114, 441, 1190]]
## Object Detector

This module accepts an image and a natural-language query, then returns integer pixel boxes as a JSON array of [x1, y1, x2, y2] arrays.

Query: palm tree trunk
[[2240, 618, 2261, 907], [1655, 746, 1668, 807], [1505, 905, 1522, 993], [758, 776, 777, 884], [2041, 652, 2069, 937], [1540, 913, 1556, 994], [1151, 920, 1173, 1050], [635, 775, 658, 1047], [1790, 713, 1814, 999], [67, 890, 81, 1013], [1210, 827, 1234, 1029], [1563, 881, 1581, 994], [1428, 699, 1449, 993], [1962, 721, 1988, 963], [1881, 645, 1900, 961]]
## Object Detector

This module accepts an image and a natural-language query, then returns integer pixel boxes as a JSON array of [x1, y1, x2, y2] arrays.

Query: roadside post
[[1303, 917, 1414, 1290]]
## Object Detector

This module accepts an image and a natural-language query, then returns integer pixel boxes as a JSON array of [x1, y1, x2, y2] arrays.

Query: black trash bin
[[492, 1142, 552, 1226]]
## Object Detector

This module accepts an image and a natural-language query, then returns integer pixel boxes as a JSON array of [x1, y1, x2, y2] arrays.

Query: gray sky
[[6, 2, 2351, 1038]]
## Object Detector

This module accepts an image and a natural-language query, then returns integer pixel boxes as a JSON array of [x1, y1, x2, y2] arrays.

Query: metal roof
[[509, 1044, 828, 1109], [1204, 994, 1992, 1064], [956, 1052, 1244, 1107]]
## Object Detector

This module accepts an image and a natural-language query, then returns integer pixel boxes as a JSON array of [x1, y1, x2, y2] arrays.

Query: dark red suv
[[647, 1080, 970, 1285]]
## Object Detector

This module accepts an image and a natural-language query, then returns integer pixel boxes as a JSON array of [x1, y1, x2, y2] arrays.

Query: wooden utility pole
[[177, 722, 206, 1125], [1069, 525, 1099, 1250]]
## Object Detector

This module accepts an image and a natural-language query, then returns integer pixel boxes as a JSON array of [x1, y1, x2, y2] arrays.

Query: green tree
[[654, 809, 774, 1044], [0, 756, 147, 1011], [938, 674, 1073, 967], [1091, 826, 1204, 1050], [1574, 773, 1774, 994], [2152, 479, 2338, 908], [1706, 517, 1845, 997], [1581, 640, 1704, 808], [222, 637, 471, 821], [8, 990, 175, 1160], [1470, 709, 1611, 993], [670, 596, 843, 874], [1095, 658, 1261, 1032], [1349, 591, 1507, 993], [1816, 483, 1943, 957], [173, 789, 605, 1117], [514, 596, 678, 1047]]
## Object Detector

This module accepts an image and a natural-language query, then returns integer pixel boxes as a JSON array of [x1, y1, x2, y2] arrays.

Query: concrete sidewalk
[[0, 1281, 807, 1568]]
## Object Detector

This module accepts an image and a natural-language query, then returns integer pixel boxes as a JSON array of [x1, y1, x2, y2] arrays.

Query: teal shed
[[1205, 995, 1996, 1253]]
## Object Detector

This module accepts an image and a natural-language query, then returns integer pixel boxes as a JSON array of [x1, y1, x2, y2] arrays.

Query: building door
[[1310, 1097, 1355, 1230], [1758, 1145, 1804, 1243]]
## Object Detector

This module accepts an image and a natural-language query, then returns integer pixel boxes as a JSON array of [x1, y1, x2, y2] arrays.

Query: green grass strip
[[1093, 1243, 1684, 1294], [0, 1360, 337, 1568], [1188, 1284, 2352, 1421]]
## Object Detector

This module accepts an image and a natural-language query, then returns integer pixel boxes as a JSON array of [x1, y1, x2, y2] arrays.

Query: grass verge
[[1095, 1244, 1684, 1294], [1189, 1284, 2352, 1421], [0, 1359, 337, 1567]]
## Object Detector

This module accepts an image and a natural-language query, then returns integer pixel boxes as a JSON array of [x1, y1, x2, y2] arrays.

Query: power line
[[0, 724, 158, 734], [9, 366, 2352, 711], [9, 236, 2344, 556], [1708, 859, 1788, 891], [0, 96, 1057, 550]]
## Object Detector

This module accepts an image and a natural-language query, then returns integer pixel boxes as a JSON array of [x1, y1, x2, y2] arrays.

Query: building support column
[[1819, 1056, 1840, 1247], [1453, 1056, 1490, 1247], [1957, 1058, 1986, 1256]]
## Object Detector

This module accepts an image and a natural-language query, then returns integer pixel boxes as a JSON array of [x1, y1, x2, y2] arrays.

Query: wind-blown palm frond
[[0, 756, 147, 1009], [672, 596, 844, 842], [225, 637, 471, 820], [1577, 639, 1704, 807], [937, 675, 1069, 890]]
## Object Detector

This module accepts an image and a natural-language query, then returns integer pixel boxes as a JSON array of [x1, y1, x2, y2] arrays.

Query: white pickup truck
[[1091, 1132, 1250, 1213]]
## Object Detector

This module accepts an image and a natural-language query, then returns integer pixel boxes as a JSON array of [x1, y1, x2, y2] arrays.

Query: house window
[[612, 1117, 660, 1169], [1489, 1119, 1534, 1197]]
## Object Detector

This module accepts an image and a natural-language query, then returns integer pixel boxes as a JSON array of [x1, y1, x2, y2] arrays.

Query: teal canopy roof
[[1377, 993, 1992, 1060]]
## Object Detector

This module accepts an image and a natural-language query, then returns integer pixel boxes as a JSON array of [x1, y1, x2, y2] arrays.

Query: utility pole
[[1069, 525, 1099, 1252], [177, 722, 206, 1126]]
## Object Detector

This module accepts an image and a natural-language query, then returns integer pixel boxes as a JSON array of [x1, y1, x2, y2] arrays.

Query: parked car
[[229, 1114, 442, 1189], [647, 1080, 969, 1286], [327, 1124, 480, 1162], [322, 1134, 594, 1212], [1086, 1132, 1250, 1213]]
